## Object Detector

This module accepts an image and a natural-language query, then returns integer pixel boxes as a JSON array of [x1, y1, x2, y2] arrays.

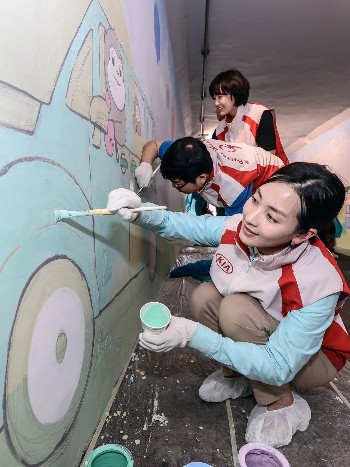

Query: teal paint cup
[[140, 302, 171, 334], [85, 444, 134, 467]]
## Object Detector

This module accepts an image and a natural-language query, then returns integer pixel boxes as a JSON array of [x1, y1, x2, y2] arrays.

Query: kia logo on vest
[[215, 253, 233, 274]]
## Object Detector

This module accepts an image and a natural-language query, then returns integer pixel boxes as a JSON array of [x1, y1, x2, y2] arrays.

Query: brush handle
[[54, 205, 167, 222], [88, 206, 166, 215]]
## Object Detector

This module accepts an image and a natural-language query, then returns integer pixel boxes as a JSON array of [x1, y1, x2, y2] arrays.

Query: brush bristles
[[54, 209, 62, 223]]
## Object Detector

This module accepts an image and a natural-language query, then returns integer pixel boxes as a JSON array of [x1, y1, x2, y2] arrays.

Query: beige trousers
[[190, 282, 338, 405]]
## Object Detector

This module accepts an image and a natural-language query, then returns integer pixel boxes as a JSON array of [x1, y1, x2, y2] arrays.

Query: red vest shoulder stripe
[[210, 182, 226, 205], [322, 321, 350, 371], [218, 163, 257, 188], [221, 229, 237, 245], [252, 163, 282, 191], [221, 223, 250, 257], [242, 115, 259, 138], [236, 222, 250, 256], [312, 238, 350, 298], [271, 111, 289, 165], [278, 264, 303, 316], [216, 126, 228, 141]]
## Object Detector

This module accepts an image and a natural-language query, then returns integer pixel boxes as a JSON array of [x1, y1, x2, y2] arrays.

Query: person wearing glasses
[[135, 136, 284, 216]]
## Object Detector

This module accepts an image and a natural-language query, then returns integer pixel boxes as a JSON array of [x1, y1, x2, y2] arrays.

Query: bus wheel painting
[[4, 258, 94, 465]]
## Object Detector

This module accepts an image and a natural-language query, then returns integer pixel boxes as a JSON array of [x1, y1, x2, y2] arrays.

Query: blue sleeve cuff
[[189, 323, 221, 355], [225, 183, 253, 216], [159, 140, 173, 159]]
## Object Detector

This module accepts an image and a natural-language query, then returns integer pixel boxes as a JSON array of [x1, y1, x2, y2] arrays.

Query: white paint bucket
[[140, 301, 171, 334]]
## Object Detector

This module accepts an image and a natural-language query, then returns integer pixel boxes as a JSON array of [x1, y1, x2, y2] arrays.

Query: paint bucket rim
[[238, 442, 290, 467], [85, 443, 134, 466], [140, 301, 171, 332]]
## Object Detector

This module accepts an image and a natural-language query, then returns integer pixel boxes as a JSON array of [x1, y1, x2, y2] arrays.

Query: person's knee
[[292, 352, 338, 389], [218, 293, 266, 340], [219, 293, 253, 322], [190, 282, 223, 329], [218, 299, 243, 339]]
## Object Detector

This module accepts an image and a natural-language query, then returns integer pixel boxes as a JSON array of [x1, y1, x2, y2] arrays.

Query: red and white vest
[[215, 103, 289, 165], [201, 139, 284, 208], [211, 215, 350, 371]]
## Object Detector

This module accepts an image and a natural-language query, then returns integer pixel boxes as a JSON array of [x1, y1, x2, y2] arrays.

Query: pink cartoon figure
[[104, 29, 126, 156]]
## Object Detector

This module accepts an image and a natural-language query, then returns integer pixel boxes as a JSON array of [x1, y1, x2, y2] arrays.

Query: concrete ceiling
[[165, 0, 350, 150]]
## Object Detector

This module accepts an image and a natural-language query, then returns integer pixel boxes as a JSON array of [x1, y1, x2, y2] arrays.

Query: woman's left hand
[[139, 316, 197, 352]]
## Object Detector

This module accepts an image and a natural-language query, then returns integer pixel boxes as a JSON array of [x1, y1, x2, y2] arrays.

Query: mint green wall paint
[[0, 1, 186, 465]]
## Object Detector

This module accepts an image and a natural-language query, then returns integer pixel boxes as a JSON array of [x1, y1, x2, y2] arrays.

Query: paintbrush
[[54, 205, 167, 222], [136, 164, 161, 195]]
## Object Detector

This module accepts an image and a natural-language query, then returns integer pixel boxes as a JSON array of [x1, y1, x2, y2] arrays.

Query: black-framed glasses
[[171, 179, 189, 190]]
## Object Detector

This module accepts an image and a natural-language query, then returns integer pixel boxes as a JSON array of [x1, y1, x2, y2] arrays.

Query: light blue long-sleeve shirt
[[189, 294, 338, 386], [135, 208, 339, 385], [134, 208, 226, 246]]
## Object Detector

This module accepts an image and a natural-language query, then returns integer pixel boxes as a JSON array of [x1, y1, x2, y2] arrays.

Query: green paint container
[[85, 444, 134, 467], [140, 301, 171, 334]]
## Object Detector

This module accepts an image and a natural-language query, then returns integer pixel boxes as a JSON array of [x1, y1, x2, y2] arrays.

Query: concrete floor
[[87, 248, 350, 467]]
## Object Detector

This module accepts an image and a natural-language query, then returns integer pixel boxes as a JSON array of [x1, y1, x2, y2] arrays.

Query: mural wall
[[0, 1, 186, 465], [287, 108, 350, 253]]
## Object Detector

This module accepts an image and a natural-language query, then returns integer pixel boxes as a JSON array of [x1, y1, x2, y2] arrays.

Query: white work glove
[[117, 208, 139, 222], [106, 188, 141, 222], [135, 162, 153, 188], [139, 316, 198, 352]]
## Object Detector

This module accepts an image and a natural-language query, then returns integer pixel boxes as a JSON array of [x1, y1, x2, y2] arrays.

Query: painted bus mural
[[0, 1, 184, 464]]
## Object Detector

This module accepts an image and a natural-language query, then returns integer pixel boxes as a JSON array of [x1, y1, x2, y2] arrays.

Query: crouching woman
[[106, 162, 350, 448]]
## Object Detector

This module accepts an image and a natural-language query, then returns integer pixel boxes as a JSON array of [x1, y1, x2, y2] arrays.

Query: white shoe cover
[[245, 392, 311, 448], [199, 370, 253, 402]]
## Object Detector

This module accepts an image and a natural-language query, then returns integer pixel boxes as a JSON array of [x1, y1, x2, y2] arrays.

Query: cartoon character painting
[[104, 28, 126, 155]]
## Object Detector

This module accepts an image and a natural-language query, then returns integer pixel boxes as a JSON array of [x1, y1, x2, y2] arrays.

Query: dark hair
[[263, 162, 345, 233], [209, 69, 250, 106], [160, 137, 213, 183]]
